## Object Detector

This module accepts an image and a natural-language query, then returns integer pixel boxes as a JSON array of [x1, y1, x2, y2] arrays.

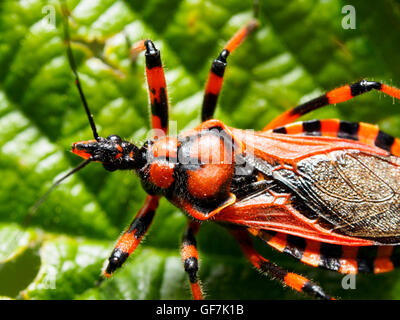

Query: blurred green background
[[1, 0, 400, 300]]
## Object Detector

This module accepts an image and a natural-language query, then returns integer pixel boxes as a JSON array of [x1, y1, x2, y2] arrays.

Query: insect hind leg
[[264, 80, 400, 131], [270, 119, 400, 156], [230, 227, 334, 300]]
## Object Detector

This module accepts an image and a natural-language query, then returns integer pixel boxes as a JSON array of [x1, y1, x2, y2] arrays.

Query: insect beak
[[72, 139, 98, 160]]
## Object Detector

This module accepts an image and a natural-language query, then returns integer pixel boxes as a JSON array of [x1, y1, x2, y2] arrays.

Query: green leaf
[[1, 0, 400, 300]]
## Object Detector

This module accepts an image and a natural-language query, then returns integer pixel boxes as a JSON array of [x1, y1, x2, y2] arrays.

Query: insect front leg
[[104, 195, 159, 277], [201, 19, 259, 122], [180, 220, 203, 300], [264, 80, 400, 131], [230, 228, 334, 300], [131, 39, 169, 137]]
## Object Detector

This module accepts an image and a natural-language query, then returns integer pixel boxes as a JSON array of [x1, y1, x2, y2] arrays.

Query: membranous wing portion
[[273, 150, 400, 239]]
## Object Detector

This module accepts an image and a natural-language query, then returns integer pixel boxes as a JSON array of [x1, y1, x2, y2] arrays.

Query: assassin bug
[[52, 5, 400, 300]]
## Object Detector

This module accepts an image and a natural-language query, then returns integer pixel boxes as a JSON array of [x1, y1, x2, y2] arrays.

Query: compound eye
[[107, 135, 122, 144]]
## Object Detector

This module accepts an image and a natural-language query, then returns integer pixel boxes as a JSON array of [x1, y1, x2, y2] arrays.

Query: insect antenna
[[253, 0, 260, 19], [24, 5, 99, 224], [25, 159, 92, 226], [61, 3, 99, 140]]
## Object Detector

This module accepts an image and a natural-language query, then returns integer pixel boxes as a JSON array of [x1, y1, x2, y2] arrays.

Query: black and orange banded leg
[[201, 19, 259, 122], [270, 119, 400, 156], [230, 228, 334, 300], [180, 220, 203, 300], [104, 195, 160, 277], [264, 80, 400, 131], [132, 40, 169, 136]]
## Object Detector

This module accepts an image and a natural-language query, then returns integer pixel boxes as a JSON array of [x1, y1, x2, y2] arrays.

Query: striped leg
[[254, 230, 400, 275], [271, 119, 400, 156], [180, 220, 203, 300], [230, 228, 334, 300], [132, 40, 169, 137], [264, 80, 400, 131], [201, 19, 259, 122], [104, 195, 159, 277]]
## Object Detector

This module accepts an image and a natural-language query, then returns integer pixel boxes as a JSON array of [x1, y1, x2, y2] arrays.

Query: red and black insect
[[55, 6, 400, 300]]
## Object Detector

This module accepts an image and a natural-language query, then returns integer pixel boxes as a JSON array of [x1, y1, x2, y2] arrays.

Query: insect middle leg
[[201, 19, 259, 122], [263, 80, 400, 131], [104, 195, 159, 277], [230, 227, 334, 300], [180, 220, 203, 300]]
